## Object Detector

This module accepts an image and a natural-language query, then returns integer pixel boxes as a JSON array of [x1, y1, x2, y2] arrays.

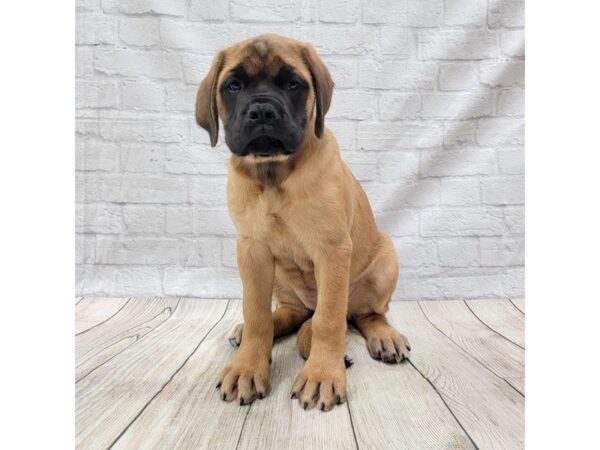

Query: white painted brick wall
[[76, 0, 524, 300]]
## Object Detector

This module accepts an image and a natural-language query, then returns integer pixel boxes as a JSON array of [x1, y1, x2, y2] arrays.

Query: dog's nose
[[246, 102, 279, 125]]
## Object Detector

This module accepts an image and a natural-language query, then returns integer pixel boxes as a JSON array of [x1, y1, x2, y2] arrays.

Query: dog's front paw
[[291, 356, 347, 412], [217, 354, 270, 405]]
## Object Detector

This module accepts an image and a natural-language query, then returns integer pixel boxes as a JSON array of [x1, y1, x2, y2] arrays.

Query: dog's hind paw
[[228, 323, 243, 348], [367, 329, 411, 364]]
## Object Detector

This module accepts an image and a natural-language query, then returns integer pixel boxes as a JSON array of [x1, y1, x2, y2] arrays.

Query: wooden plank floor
[[75, 298, 525, 450]]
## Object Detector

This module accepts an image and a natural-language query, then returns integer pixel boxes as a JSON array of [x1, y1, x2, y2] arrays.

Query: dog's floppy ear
[[196, 51, 225, 147], [302, 44, 334, 139]]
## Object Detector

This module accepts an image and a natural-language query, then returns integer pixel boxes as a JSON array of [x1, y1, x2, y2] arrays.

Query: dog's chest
[[266, 215, 313, 273], [242, 189, 314, 273]]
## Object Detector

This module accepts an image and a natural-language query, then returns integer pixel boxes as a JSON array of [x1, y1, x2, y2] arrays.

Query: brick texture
[[76, 0, 524, 300]]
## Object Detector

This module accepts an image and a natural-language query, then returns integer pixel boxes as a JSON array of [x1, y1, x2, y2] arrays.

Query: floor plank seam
[[508, 298, 525, 315], [407, 360, 480, 450], [345, 398, 360, 450], [76, 304, 177, 383], [235, 403, 253, 450], [417, 302, 525, 398], [107, 299, 232, 449], [505, 378, 524, 394], [463, 301, 525, 350], [76, 298, 131, 337], [76, 336, 140, 383]]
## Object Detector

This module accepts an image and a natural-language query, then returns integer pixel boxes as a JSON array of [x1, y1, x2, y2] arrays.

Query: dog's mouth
[[244, 135, 289, 157]]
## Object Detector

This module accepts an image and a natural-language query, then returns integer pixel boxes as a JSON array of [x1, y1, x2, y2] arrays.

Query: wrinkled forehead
[[220, 37, 311, 82]]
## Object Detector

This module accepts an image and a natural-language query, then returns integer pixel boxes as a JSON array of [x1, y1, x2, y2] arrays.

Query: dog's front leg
[[291, 240, 351, 411], [218, 237, 274, 405]]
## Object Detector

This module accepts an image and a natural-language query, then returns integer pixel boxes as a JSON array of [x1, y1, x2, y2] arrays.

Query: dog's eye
[[227, 80, 242, 92], [286, 80, 300, 90]]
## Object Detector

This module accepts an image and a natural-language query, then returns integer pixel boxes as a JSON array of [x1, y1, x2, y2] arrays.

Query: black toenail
[[258, 393, 264, 399], [336, 395, 341, 404], [240, 398, 244, 406], [407, 346, 411, 351], [216, 383, 221, 389], [320, 403, 325, 411], [303, 401, 308, 409], [222, 393, 226, 401], [291, 393, 296, 399]]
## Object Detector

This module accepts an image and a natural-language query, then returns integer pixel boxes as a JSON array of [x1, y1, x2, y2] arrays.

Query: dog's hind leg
[[349, 235, 411, 363], [297, 319, 353, 367], [229, 287, 311, 348], [297, 318, 312, 359]]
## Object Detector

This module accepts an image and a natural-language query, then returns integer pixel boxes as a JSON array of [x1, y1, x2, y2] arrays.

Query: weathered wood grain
[[111, 300, 248, 450], [75, 298, 525, 449], [76, 298, 227, 450], [420, 300, 525, 395], [76, 298, 179, 381], [75, 297, 129, 334], [387, 301, 525, 450], [466, 299, 525, 348], [345, 327, 475, 449]]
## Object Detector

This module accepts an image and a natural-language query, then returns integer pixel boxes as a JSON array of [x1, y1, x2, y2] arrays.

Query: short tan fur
[[197, 34, 411, 411]]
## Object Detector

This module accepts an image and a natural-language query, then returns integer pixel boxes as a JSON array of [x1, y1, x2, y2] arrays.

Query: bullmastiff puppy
[[196, 34, 411, 411]]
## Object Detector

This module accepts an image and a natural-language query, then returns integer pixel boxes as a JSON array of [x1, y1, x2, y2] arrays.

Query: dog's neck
[[254, 160, 285, 186], [230, 152, 299, 187]]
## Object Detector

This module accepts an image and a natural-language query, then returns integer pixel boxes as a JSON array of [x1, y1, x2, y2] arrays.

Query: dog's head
[[195, 34, 333, 160]]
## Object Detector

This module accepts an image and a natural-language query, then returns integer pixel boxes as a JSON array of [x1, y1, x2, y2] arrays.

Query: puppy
[[196, 34, 411, 411]]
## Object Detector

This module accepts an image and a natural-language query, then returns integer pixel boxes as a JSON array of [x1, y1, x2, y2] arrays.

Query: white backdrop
[[75, 0, 524, 300]]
